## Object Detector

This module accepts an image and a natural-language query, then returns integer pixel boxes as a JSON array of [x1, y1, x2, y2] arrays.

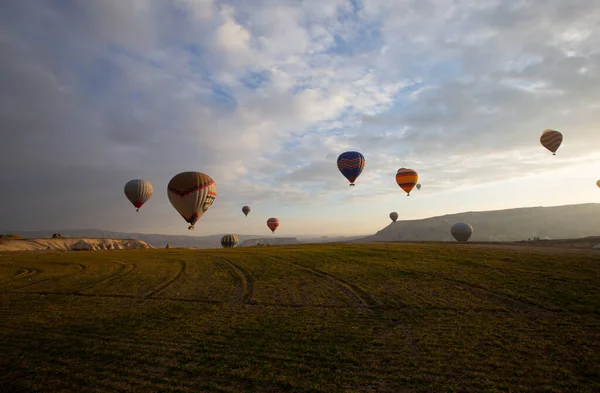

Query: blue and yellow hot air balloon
[[337, 151, 365, 186], [540, 129, 562, 155], [395, 168, 419, 196], [221, 234, 238, 248]]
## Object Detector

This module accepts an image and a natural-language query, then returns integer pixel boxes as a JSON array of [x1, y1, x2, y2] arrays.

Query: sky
[[0, 0, 599, 237]]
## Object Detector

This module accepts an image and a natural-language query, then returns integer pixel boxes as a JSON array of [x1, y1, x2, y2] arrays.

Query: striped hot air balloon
[[389, 212, 398, 222], [124, 179, 153, 212], [540, 129, 563, 155], [221, 234, 239, 248], [167, 172, 216, 230], [242, 206, 251, 217], [395, 168, 419, 196], [267, 217, 280, 234], [337, 151, 365, 186]]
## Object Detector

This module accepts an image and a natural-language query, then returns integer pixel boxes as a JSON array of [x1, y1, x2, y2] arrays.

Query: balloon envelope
[[221, 234, 238, 248], [416, 183, 421, 190], [389, 212, 398, 222], [337, 151, 365, 186], [267, 217, 280, 233], [395, 168, 419, 195], [540, 129, 562, 155], [242, 206, 251, 216], [124, 179, 153, 212], [597, 180, 600, 188], [451, 222, 473, 242], [167, 172, 216, 230]]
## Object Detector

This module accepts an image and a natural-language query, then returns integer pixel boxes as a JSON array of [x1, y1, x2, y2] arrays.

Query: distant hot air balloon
[[416, 183, 421, 190], [451, 222, 473, 242], [389, 212, 398, 223], [167, 172, 216, 230], [221, 234, 239, 248], [337, 151, 365, 186], [124, 179, 153, 212], [540, 129, 562, 155], [395, 168, 419, 196], [242, 206, 251, 217], [267, 218, 280, 234], [596, 180, 600, 188]]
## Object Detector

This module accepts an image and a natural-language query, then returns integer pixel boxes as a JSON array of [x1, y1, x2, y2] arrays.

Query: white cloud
[[1, 0, 599, 235]]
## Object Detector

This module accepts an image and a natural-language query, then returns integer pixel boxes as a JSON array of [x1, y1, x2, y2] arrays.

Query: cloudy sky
[[1, 0, 599, 237]]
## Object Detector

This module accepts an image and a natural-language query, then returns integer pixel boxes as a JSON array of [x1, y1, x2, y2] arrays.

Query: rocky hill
[[0, 238, 153, 252], [2, 230, 264, 249], [359, 203, 600, 242]]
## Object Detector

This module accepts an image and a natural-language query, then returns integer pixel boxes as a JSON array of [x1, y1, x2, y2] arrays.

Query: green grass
[[1, 243, 599, 392]]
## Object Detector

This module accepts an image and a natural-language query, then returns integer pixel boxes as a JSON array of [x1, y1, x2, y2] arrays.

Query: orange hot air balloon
[[540, 129, 562, 155], [267, 217, 280, 234], [395, 168, 419, 196]]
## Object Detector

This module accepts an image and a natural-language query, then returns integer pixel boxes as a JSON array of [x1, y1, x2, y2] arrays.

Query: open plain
[[1, 242, 599, 392]]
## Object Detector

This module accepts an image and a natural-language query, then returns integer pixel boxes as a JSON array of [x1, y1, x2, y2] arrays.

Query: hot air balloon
[[451, 222, 473, 242], [167, 172, 216, 230], [416, 183, 421, 190], [540, 129, 562, 155], [596, 180, 600, 188], [124, 179, 153, 212], [337, 151, 365, 186], [267, 218, 280, 234], [221, 234, 238, 248], [242, 206, 251, 217], [395, 168, 419, 196], [390, 212, 398, 223]]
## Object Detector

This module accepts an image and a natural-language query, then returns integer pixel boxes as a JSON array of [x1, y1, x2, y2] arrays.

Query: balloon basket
[[350, 184, 355, 186]]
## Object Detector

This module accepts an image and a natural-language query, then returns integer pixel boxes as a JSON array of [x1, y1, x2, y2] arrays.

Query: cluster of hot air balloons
[[340, 129, 596, 242], [123, 129, 594, 246], [124, 172, 281, 248], [125, 172, 218, 230], [336, 152, 422, 195]]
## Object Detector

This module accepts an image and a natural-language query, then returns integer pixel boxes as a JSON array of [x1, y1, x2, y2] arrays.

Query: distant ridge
[[4, 203, 600, 247], [359, 203, 600, 242], [0, 229, 265, 249]]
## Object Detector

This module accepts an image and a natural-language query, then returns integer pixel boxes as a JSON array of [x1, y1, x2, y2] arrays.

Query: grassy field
[[1, 243, 599, 392]]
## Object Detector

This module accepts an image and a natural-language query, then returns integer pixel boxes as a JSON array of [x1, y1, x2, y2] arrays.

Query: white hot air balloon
[[450, 222, 473, 242], [124, 179, 153, 212], [167, 172, 216, 230]]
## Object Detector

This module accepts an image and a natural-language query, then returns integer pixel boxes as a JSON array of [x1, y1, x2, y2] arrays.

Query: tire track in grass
[[10, 262, 87, 292], [211, 256, 254, 304], [76, 260, 136, 294], [0, 264, 41, 282], [265, 254, 381, 310], [5, 290, 516, 314], [421, 272, 557, 314], [11, 266, 40, 280], [138, 260, 187, 300], [8, 291, 222, 305]]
